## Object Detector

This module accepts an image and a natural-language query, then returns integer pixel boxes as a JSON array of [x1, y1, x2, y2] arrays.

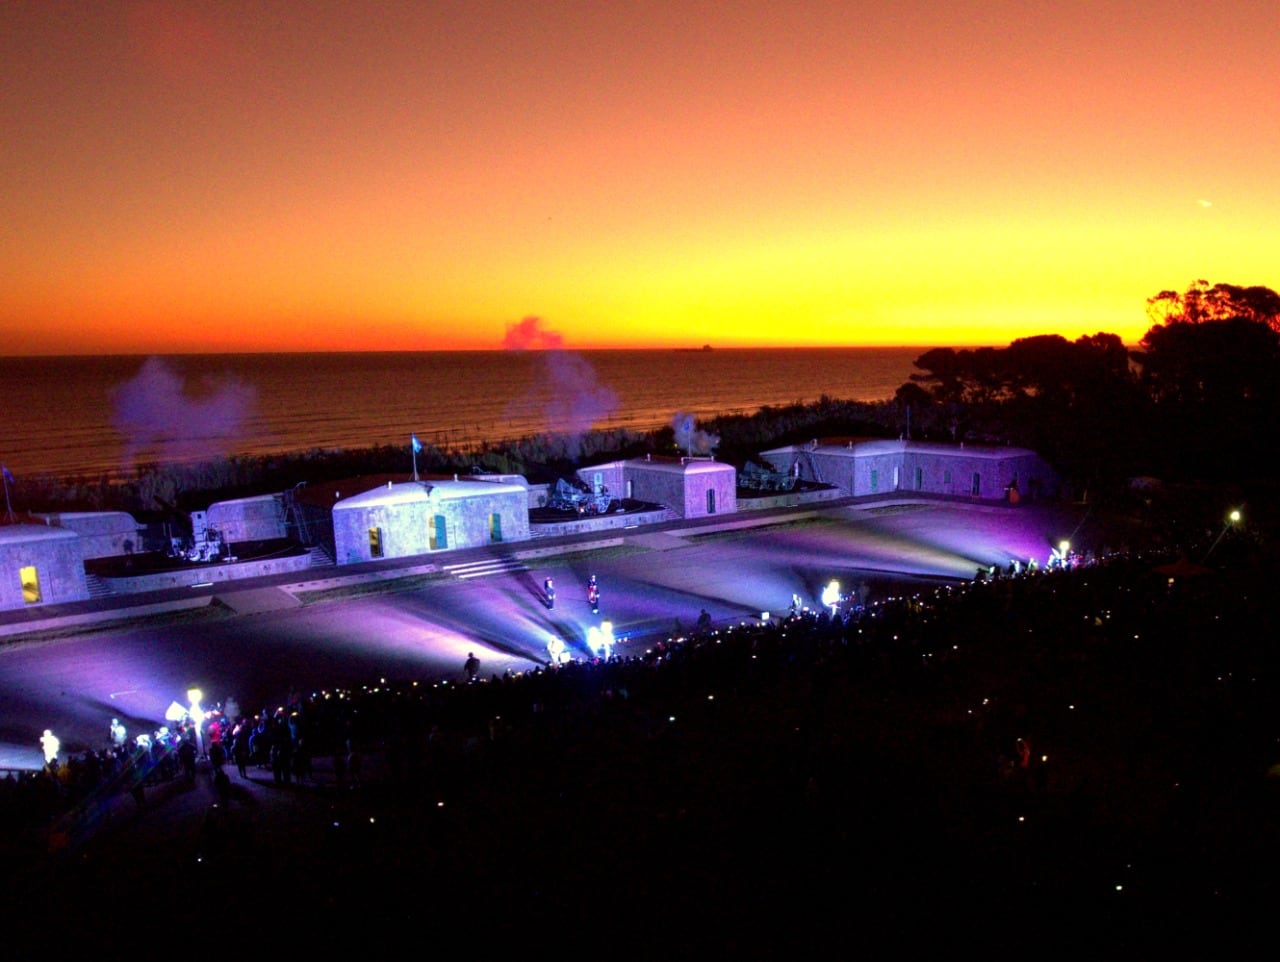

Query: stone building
[[205, 494, 288, 543], [0, 523, 89, 610], [331, 478, 531, 564], [620, 456, 737, 519], [760, 439, 1058, 501], [31, 511, 143, 560]]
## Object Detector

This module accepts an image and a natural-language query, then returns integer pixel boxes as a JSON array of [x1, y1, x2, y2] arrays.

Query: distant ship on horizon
[[675, 344, 714, 352]]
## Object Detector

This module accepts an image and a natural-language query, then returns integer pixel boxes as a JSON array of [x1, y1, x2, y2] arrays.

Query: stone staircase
[[84, 573, 115, 600], [442, 557, 529, 581], [306, 545, 335, 568]]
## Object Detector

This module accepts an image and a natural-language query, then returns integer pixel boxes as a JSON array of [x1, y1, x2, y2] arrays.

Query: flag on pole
[[1, 465, 13, 521], [410, 434, 423, 481]]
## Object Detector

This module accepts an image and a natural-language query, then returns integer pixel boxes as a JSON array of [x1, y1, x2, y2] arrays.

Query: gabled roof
[[626, 456, 734, 476], [762, 439, 1039, 460], [333, 478, 525, 511], [0, 522, 80, 545], [206, 493, 282, 509], [291, 473, 417, 508], [32, 510, 139, 522]]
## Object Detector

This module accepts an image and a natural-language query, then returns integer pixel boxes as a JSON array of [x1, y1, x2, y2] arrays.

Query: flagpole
[[2, 468, 13, 522]]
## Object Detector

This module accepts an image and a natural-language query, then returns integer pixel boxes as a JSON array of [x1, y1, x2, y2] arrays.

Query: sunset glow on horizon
[[3, 1, 1276, 356]]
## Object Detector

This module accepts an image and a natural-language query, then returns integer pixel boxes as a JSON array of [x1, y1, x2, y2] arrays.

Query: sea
[[0, 348, 923, 480]]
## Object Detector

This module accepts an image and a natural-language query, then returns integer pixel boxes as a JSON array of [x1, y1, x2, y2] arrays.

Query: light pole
[[1203, 509, 1242, 563], [1053, 540, 1070, 569]]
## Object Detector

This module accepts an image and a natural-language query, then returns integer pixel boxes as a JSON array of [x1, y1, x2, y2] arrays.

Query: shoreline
[[0, 348, 918, 480], [11, 396, 902, 499]]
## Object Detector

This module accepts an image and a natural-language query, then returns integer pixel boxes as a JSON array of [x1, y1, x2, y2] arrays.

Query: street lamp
[[1203, 509, 1242, 562]]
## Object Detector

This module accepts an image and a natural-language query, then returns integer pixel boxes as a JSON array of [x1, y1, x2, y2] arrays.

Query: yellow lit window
[[20, 565, 41, 604]]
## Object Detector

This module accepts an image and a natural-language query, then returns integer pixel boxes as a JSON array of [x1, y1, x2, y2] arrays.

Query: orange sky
[[2, 1, 1276, 355]]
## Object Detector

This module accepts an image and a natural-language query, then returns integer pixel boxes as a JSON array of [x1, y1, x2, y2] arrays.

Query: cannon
[[739, 460, 798, 492], [549, 475, 617, 515]]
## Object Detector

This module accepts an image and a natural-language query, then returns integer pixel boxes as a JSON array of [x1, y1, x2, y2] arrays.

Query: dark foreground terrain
[[3, 542, 1277, 951]]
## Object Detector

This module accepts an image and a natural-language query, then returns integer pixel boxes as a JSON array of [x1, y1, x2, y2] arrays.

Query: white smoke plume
[[110, 357, 257, 469], [502, 316, 617, 457], [672, 412, 719, 456]]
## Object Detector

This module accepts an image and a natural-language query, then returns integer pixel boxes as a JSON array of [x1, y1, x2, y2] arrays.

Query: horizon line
[[1, 342, 1089, 361]]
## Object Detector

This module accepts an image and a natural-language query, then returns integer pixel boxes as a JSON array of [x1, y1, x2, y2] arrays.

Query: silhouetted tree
[[904, 334, 1146, 484], [995, 333, 1147, 487], [1147, 280, 1280, 332], [1133, 310, 1280, 479], [907, 346, 1015, 409]]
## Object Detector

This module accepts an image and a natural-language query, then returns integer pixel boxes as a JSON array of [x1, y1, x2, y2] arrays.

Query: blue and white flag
[[1, 465, 13, 485], [410, 434, 423, 454]]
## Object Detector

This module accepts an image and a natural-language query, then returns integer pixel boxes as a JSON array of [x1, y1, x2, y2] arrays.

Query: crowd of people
[[4, 535, 1277, 940]]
